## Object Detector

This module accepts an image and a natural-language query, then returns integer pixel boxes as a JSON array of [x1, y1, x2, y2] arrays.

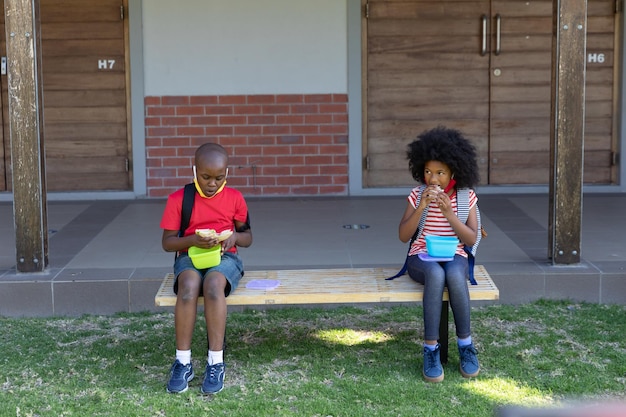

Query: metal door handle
[[481, 15, 487, 56], [495, 14, 501, 55]]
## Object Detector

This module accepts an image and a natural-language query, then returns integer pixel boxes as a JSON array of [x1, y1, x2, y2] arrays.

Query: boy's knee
[[203, 273, 227, 299], [177, 286, 200, 302], [176, 273, 201, 301]]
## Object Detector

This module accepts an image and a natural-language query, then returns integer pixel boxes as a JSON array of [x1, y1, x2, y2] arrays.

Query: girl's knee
[[446, 272, 468, 288], [424, 270, 446, 286]]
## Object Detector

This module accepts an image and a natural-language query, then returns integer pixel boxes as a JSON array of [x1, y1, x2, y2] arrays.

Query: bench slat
[[154, 266, 499, 307]]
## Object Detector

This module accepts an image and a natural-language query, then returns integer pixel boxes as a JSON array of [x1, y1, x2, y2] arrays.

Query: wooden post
[[548, 0, 587, 264], [5, 0, 48, 272]]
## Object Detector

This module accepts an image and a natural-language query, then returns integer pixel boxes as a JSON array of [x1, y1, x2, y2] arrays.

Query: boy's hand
[[192, 234, 219, 249], [220, 233, 237, 254]]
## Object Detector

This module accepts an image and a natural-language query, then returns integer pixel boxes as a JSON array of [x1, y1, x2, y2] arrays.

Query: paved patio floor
[[1, 193, 625, 316]]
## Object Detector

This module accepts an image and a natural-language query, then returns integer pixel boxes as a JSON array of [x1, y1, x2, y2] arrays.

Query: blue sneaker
[[167, 360, 194, 393], [458, 343, 480, 378], [422, 344, 444, 383], [201, 362, 225, 394]]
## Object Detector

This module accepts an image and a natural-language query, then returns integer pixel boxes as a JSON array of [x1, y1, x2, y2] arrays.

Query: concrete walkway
[[1, 193, 625, 316]]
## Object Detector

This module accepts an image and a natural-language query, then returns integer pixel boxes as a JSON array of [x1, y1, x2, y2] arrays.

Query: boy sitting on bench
[[159, 143, 252, 394]]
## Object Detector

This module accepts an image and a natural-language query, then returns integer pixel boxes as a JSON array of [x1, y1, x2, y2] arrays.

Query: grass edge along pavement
[[1, 300, 625, 417]]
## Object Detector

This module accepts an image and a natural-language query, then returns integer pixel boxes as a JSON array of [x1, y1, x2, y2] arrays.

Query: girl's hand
[[421, 185, 442, 207], [436, 191, 453, 214]]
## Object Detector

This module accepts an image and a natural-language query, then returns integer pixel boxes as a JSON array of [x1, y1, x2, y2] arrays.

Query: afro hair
[[407, 126, 480, 189]]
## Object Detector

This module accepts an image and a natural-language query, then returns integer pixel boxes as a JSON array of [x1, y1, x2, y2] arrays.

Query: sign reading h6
[[587, 53, 605, 64]]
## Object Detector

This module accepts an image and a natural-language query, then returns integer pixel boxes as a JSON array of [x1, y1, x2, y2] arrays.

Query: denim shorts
[[173, 251, 244, 297]]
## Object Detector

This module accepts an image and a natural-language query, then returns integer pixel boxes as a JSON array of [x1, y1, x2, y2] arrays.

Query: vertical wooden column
[[548, 0, 587, 265], [5, 0, 48, 272]]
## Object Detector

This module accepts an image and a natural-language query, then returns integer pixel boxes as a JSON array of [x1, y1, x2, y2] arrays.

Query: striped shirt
[[407, 186, 477, 257]]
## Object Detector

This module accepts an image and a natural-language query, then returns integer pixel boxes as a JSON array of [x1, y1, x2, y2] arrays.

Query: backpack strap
[[386, 185, 428, 280], [180, 183, 196, 236], [175, 183, 196, 259], [456, 188, 482, 256], [457, 188, 481, 285]]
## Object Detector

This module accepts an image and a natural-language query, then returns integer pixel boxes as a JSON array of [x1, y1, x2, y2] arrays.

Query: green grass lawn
[[1, 300, 624, 417]]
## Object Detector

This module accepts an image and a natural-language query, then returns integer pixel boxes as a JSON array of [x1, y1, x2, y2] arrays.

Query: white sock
[[458, 336, 472, 347], [208, 350, 223, 365], [423, 343, 438, 351], [176, 349, 191, 365]]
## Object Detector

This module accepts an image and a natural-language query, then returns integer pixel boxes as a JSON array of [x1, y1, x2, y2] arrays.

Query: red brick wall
[[144, 94, 349, 198]]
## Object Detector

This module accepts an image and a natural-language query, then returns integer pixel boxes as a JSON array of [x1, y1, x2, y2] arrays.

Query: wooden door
[[489, 0, 617, 184], [488, 1, 553, 184], [0, 0, 131, 192], [581, 0, 617, 184], [363, 0, 619, 187], [363, 0, 491, 187]]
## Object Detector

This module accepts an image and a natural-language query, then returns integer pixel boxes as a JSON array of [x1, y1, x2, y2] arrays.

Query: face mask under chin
[[193, 165, 228, 198], [194, 177, 226, 199]]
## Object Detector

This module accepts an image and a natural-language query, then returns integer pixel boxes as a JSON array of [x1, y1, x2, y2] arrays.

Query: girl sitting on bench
[[398, 126, 482, 383]]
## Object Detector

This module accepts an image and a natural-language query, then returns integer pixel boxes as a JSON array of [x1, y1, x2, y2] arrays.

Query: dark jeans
[[406, 254, 471, 341]]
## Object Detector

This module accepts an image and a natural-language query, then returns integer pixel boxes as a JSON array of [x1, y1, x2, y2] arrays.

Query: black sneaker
[[423, 344, 444, 383], [201, 362, 225, 394], [166, 360, 194, 393]]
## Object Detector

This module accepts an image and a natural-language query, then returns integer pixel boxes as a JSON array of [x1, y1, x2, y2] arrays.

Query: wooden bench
[[155, 266, 499, 362]]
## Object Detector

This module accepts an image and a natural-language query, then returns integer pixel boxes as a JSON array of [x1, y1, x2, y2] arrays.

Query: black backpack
[[179, 183, 196, 238], [174, 183, 196, 259]]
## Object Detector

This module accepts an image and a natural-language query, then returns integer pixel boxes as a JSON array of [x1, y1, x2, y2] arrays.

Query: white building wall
[[142, 0, 348, 96]]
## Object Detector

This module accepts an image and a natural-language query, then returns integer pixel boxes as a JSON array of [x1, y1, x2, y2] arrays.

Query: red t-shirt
[[160, 186, 249, 254], [407, 186, 477, 258]]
